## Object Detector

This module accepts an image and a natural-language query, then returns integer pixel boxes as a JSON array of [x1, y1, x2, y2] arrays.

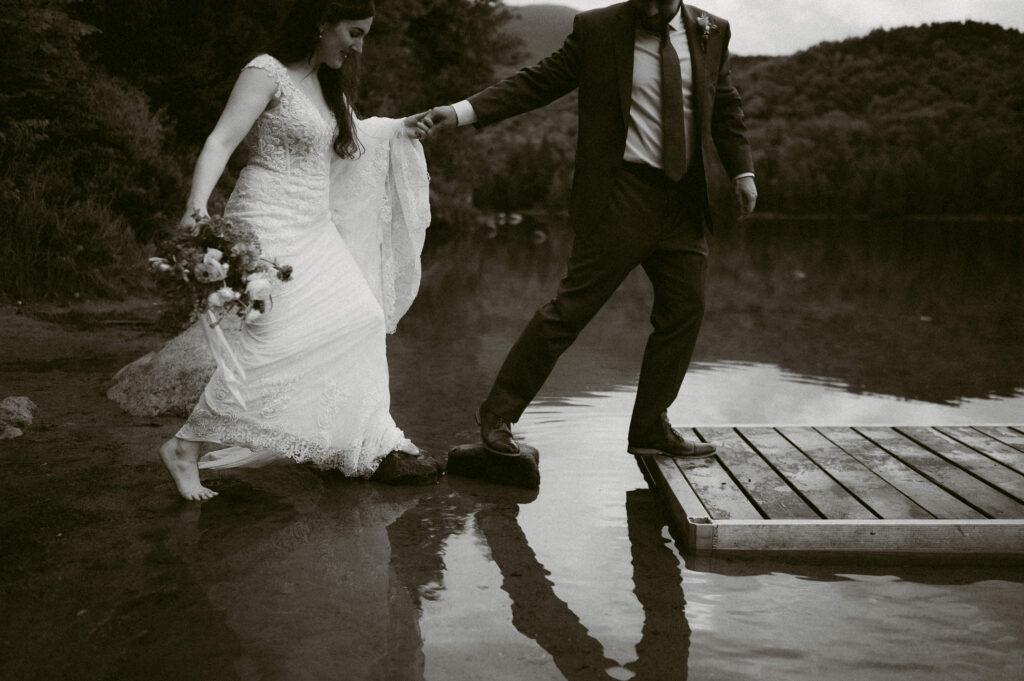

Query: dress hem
[[176, 406, 402, 477]]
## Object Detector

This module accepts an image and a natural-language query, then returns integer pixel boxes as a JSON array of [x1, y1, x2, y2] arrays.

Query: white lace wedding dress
[[175, 54, 430, 477]]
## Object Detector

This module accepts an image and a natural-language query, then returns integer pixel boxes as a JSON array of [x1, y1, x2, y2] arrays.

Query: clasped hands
[[401, 106, 458, 140]]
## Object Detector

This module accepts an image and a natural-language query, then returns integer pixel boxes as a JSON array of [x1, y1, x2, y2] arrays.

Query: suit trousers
[[481, 163, 709, 441]]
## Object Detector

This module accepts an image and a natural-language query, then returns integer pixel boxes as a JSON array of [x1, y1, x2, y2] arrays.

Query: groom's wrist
[[451, 100, 478, 126]]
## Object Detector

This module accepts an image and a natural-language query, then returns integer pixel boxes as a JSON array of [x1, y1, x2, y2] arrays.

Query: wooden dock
[[637, 426, 1024, 559]]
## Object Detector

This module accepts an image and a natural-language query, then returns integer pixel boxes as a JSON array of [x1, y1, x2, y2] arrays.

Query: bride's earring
[[311, 29, 323, 63]]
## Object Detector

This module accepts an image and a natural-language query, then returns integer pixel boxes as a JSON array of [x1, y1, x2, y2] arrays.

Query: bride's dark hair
[[267, 0, 375, 158]]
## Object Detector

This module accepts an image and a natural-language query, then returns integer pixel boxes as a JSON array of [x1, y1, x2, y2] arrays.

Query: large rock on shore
[[106, 322, 224, 417], [447, 443, 540, 488]]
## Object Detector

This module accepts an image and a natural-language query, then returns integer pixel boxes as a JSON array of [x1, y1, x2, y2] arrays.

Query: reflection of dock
[[638, 426, 1024, 559]]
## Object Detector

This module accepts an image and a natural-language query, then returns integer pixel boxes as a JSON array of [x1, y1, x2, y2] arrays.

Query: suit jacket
[[468, 1, 754, 233]]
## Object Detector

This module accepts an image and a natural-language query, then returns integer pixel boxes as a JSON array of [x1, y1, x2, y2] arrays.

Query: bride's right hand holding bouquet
[[150, 211, 292, 328]]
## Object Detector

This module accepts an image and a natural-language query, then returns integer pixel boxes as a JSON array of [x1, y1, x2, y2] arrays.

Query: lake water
[[391, 216, 1024, 681], [3, 218, 1022, 679]]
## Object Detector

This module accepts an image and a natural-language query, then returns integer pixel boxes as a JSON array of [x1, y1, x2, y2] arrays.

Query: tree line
[[1, 2, 1021, 301], [736, 21, 1024, 216], [0, 0, 520, 300]]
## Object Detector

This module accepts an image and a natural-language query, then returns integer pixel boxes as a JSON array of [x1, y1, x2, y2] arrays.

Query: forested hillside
[[735, 22, 1024, 215], [0, 0, 521, 300], [2, 1, 1021, 302], [1, 0, 185, 300]]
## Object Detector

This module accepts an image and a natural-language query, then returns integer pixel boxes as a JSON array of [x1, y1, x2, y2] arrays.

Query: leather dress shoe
[[476, 406, 520, 455], [627, 427, 716, 458]]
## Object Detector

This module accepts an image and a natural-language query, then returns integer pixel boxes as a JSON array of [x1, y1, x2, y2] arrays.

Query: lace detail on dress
[[242, 54, 336, 178], [258, 375, 301, 421], [179, 400, 400, 477], [315, 378, 349, 448], [329, 117, 431, 333]]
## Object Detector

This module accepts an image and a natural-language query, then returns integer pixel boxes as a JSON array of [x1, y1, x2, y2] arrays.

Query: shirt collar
[[668, 7, 684, 32]]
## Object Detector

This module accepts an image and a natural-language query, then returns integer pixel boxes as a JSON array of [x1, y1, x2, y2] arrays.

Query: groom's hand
[[425, 105, 458, 137], [734, 176, 757, 219]]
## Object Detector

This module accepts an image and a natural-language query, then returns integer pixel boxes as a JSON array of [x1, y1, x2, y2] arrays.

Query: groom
[[430, 0, 756, 458]]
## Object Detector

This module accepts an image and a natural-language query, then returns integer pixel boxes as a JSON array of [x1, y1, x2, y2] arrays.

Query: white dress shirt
[[622, 9, 694, 171]]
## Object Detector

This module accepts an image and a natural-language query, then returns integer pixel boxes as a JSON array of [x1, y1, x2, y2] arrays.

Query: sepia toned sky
[[506, 0, 1024, 54]]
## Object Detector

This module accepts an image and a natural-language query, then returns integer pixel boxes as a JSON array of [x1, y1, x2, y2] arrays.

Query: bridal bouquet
[[149, 214, 292, 327]]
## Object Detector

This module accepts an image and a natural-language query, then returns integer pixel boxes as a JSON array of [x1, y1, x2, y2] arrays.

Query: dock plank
[[899, 427, 1024, 502], [673, 430, 762, 520], [973, 426, 1024, 454], [817, 427, 984, 519], [738, 427, 875, 520], [856, 427, 1024, 519], [935, 426, 1024, 477], [779, 427, 933, 519], [697, 427, 818, 519]]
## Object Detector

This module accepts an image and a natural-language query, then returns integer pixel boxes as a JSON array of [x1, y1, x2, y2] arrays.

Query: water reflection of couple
[[159, 0, 756, 501], [170, 483, 688, 679]]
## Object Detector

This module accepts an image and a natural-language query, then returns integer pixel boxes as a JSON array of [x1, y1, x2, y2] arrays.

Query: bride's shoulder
[[242, 53, 287, 78], [238, 54, 287, 98]]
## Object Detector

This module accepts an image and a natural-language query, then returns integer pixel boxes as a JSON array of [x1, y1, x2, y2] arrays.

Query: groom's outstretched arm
[[432, 15, 583, 131], [469, 14, 583, 127]]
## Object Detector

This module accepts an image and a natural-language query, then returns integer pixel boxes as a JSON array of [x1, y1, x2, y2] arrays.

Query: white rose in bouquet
[[245, 275, 273, 301], [207, 286, 240, 308]]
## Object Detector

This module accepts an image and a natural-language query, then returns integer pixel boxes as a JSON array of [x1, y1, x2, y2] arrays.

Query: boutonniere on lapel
[[696, 12, 718, 52]]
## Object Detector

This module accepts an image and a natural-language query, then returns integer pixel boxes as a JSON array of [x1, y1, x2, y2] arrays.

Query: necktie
[[660, 24, 686, 181]]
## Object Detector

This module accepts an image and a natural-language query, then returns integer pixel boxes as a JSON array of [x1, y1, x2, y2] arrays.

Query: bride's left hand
[[402, 111, 433, 140]]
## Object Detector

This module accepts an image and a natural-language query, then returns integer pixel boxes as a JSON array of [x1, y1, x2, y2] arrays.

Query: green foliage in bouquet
[[150, 214, 292, 330]]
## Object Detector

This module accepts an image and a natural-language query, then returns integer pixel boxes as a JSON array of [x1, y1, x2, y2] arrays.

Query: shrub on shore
[[0, 0, 184, 302]]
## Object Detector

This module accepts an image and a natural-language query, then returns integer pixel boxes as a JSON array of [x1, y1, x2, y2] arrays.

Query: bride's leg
[[159, 437, 218, 501]]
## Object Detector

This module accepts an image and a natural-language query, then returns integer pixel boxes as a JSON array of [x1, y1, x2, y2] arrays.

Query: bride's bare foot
[[159, 438, 218, 501]]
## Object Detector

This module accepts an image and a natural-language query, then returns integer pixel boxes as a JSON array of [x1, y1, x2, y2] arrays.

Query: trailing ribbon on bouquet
[[201, 309, 247, 408]]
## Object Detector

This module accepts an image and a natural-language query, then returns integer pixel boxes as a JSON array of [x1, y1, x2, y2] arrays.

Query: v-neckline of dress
[[283, 69, 335, 131]]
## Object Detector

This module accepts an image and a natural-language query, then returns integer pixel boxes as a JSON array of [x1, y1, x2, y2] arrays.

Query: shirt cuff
[[733, 172, 755, 181], [452, 100, 478, 126]]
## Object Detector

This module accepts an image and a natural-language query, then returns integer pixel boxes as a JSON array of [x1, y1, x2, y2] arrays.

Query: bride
[[160, 0, 433, 500]]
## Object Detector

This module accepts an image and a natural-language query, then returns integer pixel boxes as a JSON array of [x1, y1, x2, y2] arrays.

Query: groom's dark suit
[[468, 1, 754, 445]]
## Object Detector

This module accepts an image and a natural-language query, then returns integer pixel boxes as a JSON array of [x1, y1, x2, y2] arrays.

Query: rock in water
[[0, 425, 24, 440], [370, 450, 448, 486], [0, 396, 37, 428], [106, 322, 232, 417], [447, 443, 540, 488]]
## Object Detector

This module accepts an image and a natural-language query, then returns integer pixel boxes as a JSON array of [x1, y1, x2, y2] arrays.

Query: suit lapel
[[681, 4, 708, 126], [613, 2, 636, 131]]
